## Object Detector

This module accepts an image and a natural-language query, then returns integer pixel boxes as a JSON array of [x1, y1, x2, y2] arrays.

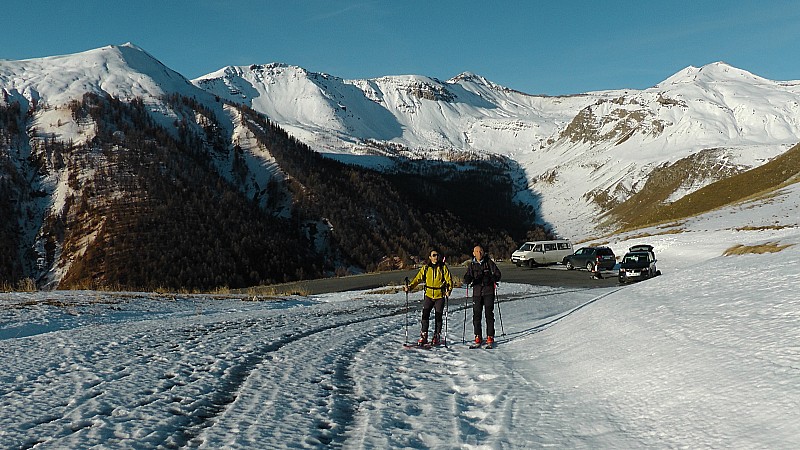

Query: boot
[[474, 335, 482, 345], [486, 336, 494, 345], [432, 333, 441, 346], [417, 332, 428, 346]]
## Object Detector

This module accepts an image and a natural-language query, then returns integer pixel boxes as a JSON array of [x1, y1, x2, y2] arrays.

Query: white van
[[511, 240, 573, 267]]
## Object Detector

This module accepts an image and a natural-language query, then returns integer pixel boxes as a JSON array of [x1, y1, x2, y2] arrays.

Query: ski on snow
[[469, 342, 494, 349], [403, 342, 447, 350], [403, 343, 432, 350]]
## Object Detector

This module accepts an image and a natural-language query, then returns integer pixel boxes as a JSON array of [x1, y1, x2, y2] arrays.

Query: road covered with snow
[[2, 250, 799, 449], [0, 283, 602, 448]]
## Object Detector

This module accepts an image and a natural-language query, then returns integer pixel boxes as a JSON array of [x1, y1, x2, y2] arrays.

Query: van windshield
[[518, 243, 533, 251]]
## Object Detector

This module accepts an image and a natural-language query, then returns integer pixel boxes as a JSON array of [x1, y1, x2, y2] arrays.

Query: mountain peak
[[449, 71, 484, 83], [119, 42, 143, 51], [0, 43, 197, 107], [657, 61, 770, 87], [448, 72, 511, 92], [449, 71, 489, 85], [196, 62, 312, 83]]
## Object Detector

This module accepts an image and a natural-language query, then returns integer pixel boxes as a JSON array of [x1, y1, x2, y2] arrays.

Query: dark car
[[562, 246, 616, 272], [618, 245, 661, 283]]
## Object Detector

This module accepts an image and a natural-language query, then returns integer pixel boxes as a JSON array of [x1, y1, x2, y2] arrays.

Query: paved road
[[247, 262, 620, 296]]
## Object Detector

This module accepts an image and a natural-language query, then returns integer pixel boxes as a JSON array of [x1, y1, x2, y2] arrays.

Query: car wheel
[[586, 261, 595, 272], [515, 262, 521, 267], [528, 259, 537, 268], [565, 261, 574, 270]]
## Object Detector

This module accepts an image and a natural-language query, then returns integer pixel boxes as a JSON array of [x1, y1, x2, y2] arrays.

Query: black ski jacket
[[463, 258, 501, 291]]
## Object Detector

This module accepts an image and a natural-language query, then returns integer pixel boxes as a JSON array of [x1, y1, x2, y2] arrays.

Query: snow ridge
[[3, 44, 800, 240], [193, 57, 800, 237]]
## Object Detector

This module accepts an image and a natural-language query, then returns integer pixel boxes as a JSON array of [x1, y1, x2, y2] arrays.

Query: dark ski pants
[[421, 296, 445, 336], [472, 286, 495, 338]]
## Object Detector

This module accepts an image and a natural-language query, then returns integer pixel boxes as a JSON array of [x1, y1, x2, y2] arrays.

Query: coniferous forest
[[0, 94, 549, 291]]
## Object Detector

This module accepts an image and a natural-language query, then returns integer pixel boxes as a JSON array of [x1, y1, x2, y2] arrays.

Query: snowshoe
[[469, 335, 483, 349]]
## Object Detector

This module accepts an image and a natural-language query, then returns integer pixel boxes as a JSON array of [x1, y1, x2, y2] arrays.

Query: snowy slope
[[4, 44, 798, 242], [0, 42, 233, 163], [0, 43, 205, 113], [195, 62, 800, 239], [1, 44, 245, 287], [2, 180, 798, 448], [4, 44, 800, 289], [194, 64, 591, 157], [0, 43, 236, 156]]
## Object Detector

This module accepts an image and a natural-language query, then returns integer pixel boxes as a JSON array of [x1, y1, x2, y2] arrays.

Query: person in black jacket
[[463, 245, 502, 346]]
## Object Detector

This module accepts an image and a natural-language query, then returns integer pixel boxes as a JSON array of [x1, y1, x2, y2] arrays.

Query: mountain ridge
[[192, 53, 800, 237], [2, 44, 546, 289], [2, 43, 799, 289]]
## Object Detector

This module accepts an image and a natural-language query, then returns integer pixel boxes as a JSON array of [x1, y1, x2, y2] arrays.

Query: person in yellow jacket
[[404, 249, 453, 346]]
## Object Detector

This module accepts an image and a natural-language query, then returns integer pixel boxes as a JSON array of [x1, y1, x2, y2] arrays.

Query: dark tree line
[[238, 106, 547, 270], [55, 93, 320, 290], [2, 92, 550, 291], [0, 102, 27, 285]]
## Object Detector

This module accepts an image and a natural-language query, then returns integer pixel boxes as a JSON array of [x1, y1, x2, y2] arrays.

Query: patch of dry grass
[[734, 225, 795, 232], [0, 278, 38, 293], [723, 242, 795, 256], [243, 285, 312, 297]]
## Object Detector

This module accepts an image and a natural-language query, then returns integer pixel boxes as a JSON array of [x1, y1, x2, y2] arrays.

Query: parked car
[[618, 245, 661, 283], [562, 246, 616, 271], [511, 239, 573, 267]]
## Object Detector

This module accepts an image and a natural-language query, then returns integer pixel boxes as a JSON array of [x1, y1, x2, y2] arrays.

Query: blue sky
[[3, 1, 799, 95]]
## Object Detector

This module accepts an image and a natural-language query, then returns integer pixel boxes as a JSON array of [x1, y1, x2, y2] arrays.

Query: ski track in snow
[[0, 287, 599, 449]]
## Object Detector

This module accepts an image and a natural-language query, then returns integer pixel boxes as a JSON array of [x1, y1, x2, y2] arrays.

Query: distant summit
[[657, 62, 773, 87], [0, 43, 201, 107]]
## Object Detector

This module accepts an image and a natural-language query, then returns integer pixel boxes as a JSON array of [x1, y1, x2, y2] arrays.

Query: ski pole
[[495, 283, 505, 337], [463, 285, 469, 343], [404, 277, 410, 345], [444, 293, 449, 348]]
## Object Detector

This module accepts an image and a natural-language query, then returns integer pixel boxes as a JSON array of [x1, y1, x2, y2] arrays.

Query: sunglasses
[[430, 253, 439, 257]]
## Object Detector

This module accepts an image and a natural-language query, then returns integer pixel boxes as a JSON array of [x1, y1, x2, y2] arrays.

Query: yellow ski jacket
[[408, 262, 453, 299]]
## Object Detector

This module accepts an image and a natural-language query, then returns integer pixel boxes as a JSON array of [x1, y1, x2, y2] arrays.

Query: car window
[[625, 253, 647, 263], [558, 242, 571, 250], [544, 243, 556, 251], [534, 244, 542, 252], [521, 243, 533, 251]]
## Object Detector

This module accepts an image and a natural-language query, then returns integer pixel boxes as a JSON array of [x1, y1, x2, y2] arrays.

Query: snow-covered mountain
[[3, 43, 800, 289], [1, 44, 289, 287], [0, 43, 238, 174], [1, 43, 216, 130], [194, 61, 800, 238], [6, 43, 799, 240], [2, 44, 540, 289]]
